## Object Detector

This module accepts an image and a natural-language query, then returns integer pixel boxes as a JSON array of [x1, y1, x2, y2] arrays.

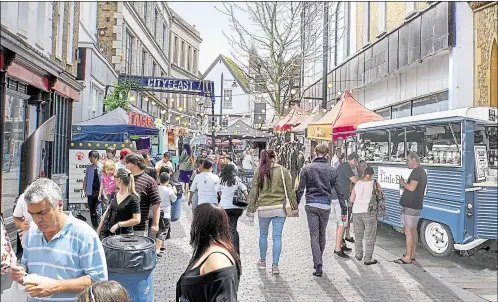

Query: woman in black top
[[176, 203, 241, 302], [97, 168, 141, 237]]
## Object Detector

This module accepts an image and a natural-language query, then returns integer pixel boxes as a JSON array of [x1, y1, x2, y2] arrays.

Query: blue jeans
[[258, 216, 286, 265]]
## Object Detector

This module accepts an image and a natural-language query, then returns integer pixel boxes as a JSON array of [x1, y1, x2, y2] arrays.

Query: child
[[157, 172, 177, 256], [98, 160, 117, 211]]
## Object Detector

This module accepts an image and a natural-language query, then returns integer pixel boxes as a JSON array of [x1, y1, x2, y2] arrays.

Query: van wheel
[[420, 220, 454, 257]]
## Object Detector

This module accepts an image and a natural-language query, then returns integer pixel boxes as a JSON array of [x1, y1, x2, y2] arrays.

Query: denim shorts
[[331, 199, 344, 227]]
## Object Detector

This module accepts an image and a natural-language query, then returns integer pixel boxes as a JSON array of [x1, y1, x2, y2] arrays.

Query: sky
[[168, 2, 233, 74]]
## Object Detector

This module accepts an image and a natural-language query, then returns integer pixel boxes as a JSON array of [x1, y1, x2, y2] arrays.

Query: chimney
[[192, 25, 196, 29]]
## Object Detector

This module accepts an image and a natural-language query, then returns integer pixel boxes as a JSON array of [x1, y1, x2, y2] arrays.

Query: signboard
[[120, 75, 215, 98], [307, 124, 332, 141], [128, 112, 155, 129], [474, 145, 488, 182], [68, 141, 135, 203], [378, 166, 428, 195], [168, 130, 176, 150]]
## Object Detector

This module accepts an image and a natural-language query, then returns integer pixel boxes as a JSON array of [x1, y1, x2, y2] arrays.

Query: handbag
[[232, 182, 248, 208], [368, 180, 386, 218], [280, 167, 299, 217]]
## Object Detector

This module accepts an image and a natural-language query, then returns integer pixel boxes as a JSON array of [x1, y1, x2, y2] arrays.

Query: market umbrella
[[273, 105, 309, 131]]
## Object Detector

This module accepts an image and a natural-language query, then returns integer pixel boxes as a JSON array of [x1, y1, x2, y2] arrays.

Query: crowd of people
[[1, 141, 427, 301]]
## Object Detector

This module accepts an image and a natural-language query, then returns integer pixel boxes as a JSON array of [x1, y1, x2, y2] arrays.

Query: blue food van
[[356, 107, 497, 257]]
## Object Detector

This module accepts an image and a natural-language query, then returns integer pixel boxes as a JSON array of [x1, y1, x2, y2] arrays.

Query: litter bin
[[102, 235, 156, 302]]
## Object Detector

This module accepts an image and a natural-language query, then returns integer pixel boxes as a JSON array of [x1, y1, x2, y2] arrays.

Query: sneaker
[[364, 259, 378, 265], [256, 259, 266, 270], [272, 265, 280, 275], [355, 255, 363, 261], [341, 245, 352, 252], [334, 250, 351, 259], [345, 237, 355, 243]]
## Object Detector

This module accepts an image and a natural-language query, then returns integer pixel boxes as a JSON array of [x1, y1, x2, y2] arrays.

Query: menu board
[[474, 145, 488, 182]]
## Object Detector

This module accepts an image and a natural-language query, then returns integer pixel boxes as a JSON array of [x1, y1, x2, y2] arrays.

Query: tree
[[103, 78, 143, 112], [218, 2, 334, 117]]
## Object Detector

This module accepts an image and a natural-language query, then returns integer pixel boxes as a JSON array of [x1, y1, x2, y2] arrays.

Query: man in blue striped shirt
[[9, 178, 107, 301]]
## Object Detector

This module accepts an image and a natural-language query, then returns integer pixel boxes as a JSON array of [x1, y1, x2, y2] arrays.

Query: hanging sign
[[120, 75, 215, 97], [128, 112, 155, 129]]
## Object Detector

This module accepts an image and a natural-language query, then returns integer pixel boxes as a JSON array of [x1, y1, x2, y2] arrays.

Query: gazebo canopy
[[274, 105, 309, 132], [307, 90, 383, 141], [292, 105, 325, 133], [215, 119, 271, 139]]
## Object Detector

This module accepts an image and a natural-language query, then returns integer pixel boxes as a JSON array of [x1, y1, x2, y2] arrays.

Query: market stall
[[307, 90, 383, 156], [72, 107, 160, 153], [274, 105, 309, 132], [215, 119, 271, 154], [292, 105, 325, 158]]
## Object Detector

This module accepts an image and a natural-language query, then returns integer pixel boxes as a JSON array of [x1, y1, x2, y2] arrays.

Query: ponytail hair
[[258, 149, 276, 190], [116, 168, 139, 197]]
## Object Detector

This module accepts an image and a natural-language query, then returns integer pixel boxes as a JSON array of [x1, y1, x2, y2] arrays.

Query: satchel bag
[[280, 167, 299, 217], [232, 182, 248, 208]]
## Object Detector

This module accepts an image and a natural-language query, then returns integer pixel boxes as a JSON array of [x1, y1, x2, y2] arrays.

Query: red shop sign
[[7, 62, 49, 91], [0, 53, 4, 70], [128, 112, 155, 129], [53, 80, 80, 101]]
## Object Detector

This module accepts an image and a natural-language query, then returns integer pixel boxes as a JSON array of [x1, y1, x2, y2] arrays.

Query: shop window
[[359, 129, 390, 162], [392, 102, 411, 119]]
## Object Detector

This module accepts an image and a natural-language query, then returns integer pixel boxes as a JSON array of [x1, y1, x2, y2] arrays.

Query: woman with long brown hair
[[77, 281, 129, 302], [247, 149, 298, 275], [177, 203, 241, 301], [97, 168, 141, 237]]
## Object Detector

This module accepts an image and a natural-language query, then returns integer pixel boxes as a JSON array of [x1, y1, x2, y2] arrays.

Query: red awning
[[274, 105, 308, 131]]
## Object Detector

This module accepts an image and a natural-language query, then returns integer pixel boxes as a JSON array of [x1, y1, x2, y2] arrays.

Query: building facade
[[470, 2, 498, 108], [1, 2, 84, 216], [169, 9, 203, 132], [302, 2, 475, 120], [73, 2, 118, 124], [203, 55, 252, 128]]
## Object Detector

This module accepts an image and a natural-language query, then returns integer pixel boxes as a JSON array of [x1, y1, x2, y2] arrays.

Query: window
[[173, 36, 179, 64], [408, 123, 462, 165], [152, 61, 157, 76], [180, 41, 185, 67], [378, 2, 386, 34], [405, 2, 415, 16], [375, 107, 391, 120], [36, 2, 45, 46], [124, 30, 133, 74], [359, 129, 390, 162], [389, 128, 406, 162], [223, 90, 232, 108], [187, 45, 192, 72], [193, 49, 198, 73], [143, 2, 148, 25], [56, 2, 65, 58], [67, 2, 75, 63], [162, 24, 167, 50], [362, 2, 370, 45], [222, 116, 229, 128], [412, 93, 449, 116], [154, 8, 159, 38], [141, 50, 147, 76], [392, 102, 411, 119]]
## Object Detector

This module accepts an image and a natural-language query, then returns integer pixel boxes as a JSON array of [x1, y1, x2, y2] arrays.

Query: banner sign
[[128, 112, 155, 129], [377, 166, 428, 194], [68, 141, 135, 203], [120, 75, 215, 98]]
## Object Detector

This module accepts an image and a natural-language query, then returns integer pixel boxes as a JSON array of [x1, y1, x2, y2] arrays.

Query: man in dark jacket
[[297, 144, 349, 277]]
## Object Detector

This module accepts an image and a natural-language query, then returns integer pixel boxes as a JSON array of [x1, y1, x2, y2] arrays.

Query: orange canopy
[[307, 90, 383, 141]]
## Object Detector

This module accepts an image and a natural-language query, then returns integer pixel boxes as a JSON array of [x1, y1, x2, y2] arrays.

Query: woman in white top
[[216, 164, 248, 255], [242, 148, 255, 170], [351, 166, 381, 265]]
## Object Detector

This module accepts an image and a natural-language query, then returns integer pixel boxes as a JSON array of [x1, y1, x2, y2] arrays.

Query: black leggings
[[225, 208, 244, 254]]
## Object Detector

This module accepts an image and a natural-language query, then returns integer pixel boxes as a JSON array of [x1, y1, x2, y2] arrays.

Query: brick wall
[[51, 2, 80, 76], [356, 2, 363, 49], [97, 1, 118, 67], [386, 2, 405, 32]]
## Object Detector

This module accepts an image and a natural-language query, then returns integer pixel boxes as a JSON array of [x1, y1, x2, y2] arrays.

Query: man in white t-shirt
[[12, 193, 33, 247], [189, 159, 220, 205], [155, 152, 174, 174]]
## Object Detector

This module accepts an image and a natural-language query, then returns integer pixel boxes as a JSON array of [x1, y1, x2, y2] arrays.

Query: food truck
[[356, 107, 497, 257]]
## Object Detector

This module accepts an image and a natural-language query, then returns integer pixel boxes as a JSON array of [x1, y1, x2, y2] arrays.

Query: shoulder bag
[[368, 180, 386, 218], [280, 167, 299, 217], [232, 181, 248, 208]]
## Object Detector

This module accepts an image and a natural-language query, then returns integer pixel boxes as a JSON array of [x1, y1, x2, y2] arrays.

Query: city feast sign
[[120, 75, 215, 97], [128, 112, 155, 129]]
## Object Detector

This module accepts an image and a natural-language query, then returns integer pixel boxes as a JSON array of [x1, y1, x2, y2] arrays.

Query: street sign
[[119, 75, 215, 99]]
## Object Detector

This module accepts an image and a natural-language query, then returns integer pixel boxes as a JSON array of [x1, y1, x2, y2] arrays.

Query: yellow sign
[[307, 124, 332, 141]]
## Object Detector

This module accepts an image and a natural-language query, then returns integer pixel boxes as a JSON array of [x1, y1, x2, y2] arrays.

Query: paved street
[[155, 201, 498, 302]]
